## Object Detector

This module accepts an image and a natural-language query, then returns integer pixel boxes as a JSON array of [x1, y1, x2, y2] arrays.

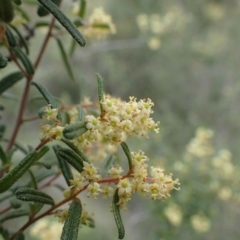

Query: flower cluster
[[136, 8, 191, 50], [186, 127, 215, 158], [39, 104, 63, 140], [83, 95, 159, 144], [67, 149, 179, 209]]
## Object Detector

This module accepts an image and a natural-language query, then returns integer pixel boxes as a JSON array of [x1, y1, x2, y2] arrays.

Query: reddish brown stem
[[6, 18, 56, 153], [9, 172, 135, 240], [0, 206, 11, 215]]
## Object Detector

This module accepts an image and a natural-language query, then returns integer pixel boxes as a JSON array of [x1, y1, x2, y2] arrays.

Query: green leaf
[[61, 200, 82, 240], [33, 161, 52, 169], [37, 0, 86, 47], [9, 25, 29, 55], [53, 183, 65, 191], [29, 202, 44, 216], [0, 145, 8, 164], [96, 73, 104, 113], [120, 142, 132, 171], [31, 82, 62, 121], [53, 145, 73, 186], [13, 3, 30, 21], [61, 139, 90, 163], [92, 23, 110, 29], [0, 71, 24, 95], [63, 121, 88, 139], [69, 39, 77, 56], [0, 54, 8, 69], [112, 189, 125, 239], [0, 209, 29, 223], [37, 0, 61, 17], [15, 187, 55, 205], [56, 148, 84, 173], [0, 1, 14, 23], [10, 198, 22, 209], [35, 21, 61, 30], [35, 145, 50, 161], [73, 18, 84, 27], [82, 217, 95, 228], [27, 170, 55, 187], [13, 0, 22, 6], [15, 232, 25, 240], [0, 92, 19, 101], [78, 0, 86, 18], [102, 155, 116, 174], [76, 105, 85, 121], [56, 38, 75, 81], [12, 47, 35, 74], [0, 226, 9, 239], [0, 124, 5, 139], [28, 169, 38, 189], [0, 151, 38, 193]]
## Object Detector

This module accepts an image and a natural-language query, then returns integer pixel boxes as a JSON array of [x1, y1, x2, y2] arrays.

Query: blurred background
[[1, 0, 240, 239]]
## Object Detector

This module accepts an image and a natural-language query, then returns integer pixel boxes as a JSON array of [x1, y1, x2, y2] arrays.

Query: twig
[[6, 18, 56, 153]]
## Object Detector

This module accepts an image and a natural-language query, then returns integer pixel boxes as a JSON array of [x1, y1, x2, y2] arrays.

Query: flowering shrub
[[0, 1, 179, 239]]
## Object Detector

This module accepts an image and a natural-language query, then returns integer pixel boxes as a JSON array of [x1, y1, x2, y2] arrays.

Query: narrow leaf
[[103, 155, 116, 174], [0, 0, 14, 23], [0, 55, 8, 68], [29, 202, 44, 216], [121, 142, 132, 171], [27, 170, 55, 187], [0, 124, 5, 139], [61, 200, 82, 240], [112, 189, 125, 239], [37, 0, 86, 47], [15, 232, 25, 240], [0, 71, 24, 95], [33, 161, 52, 169], [10, 198, 22, 209], [56, 38, 75, 81], [0, 210, 29, 223], [37, 0, 61, 17], [78, 0, 86, 18], [0, 226, 9, 240], [56, 148, 84, 173], [0, 151, 37, 193], [69, 39, 76, 56], [15, 187, 55, 205], [63, 121, 88, 139], [31, 82, 62, 121], [96, 73, 104, 113], [9, 25, 29, 55], [35, 145, 50, 161], [13, 0, 22, 5], [76, 105, 85, 121], [28, 169, 38, 189], [13, 3, 30, 21], [35, 21, 61, 30], [53, 145, 73, 186], [0, 145, 8, 164], [4, 25, 16, 47], [92, 23, 110, 29], [12, 47, 35, 74], [61, 139, 90, 163], [53, 183, 65, 191], [82, 217, 95, 228]]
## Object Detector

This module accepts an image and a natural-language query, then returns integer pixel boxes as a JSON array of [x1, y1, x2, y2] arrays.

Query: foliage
[[0, 1, 179, 239]]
